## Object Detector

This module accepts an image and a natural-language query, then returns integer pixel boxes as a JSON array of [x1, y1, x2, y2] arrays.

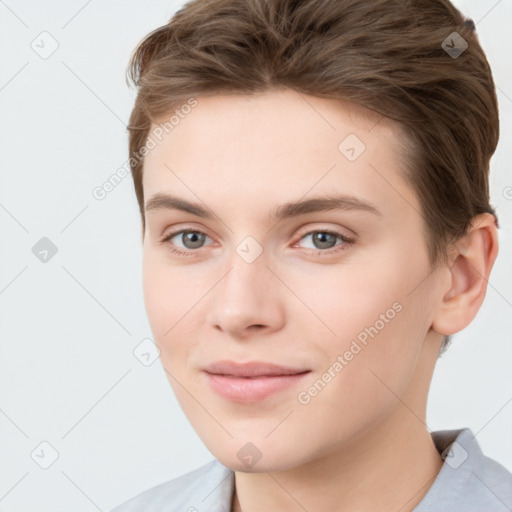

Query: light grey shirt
[[112, 428, 512, 511]]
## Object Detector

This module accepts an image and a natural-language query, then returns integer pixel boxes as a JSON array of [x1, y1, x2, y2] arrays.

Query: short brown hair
[[126, 0, 499, 268]]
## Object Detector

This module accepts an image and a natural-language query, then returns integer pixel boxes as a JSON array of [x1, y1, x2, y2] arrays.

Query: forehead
[[142, 89, 416, 219]]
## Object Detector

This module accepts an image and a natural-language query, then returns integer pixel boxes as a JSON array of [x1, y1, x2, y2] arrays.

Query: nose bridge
[[207, 242, 283, 335], [219, 247, 269, 310]]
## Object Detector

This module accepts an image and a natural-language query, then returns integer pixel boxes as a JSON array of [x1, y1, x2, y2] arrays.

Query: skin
[[141, 88, 498, 512]]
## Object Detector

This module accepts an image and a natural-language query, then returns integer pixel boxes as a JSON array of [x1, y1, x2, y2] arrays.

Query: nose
[[206, 251, 286, 340]]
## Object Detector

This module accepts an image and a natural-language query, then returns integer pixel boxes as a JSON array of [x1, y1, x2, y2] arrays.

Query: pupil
[[184, 232, 205, 249], [314, 232, 336, 249]]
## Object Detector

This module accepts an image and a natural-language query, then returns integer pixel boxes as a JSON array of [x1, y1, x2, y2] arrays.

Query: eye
[[160, 227, 354, 258], [294, 229, 354, 256], [161, 229, 213, 256]]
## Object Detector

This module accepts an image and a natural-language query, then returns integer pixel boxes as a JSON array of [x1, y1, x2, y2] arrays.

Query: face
[[141, 89, 445, 472]]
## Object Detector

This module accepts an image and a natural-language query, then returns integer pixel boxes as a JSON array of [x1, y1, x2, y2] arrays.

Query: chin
[[217, 454, 302, 474], [205, 436, 309, 474]]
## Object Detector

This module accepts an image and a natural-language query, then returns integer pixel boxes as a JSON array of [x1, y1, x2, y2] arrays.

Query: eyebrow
[[145, 192, 382, 221]]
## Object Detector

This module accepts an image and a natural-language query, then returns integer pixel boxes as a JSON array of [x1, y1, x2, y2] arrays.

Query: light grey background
[[0, 0, 510, 510]]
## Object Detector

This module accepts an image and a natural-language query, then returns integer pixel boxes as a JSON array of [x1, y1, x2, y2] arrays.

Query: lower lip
[[205, 372, 310, 403]]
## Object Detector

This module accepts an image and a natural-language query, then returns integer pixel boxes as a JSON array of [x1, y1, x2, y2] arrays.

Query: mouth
[[203, 360, 311, 403]]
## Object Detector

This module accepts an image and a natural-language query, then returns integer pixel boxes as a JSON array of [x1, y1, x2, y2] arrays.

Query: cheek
[[291, 252, 429, 385], [142, 256, 173, 337], [291, 289, 427, 450], [281, 256, 406, 342], [142, 250, 199, 336], [142, 252, 211, 377]]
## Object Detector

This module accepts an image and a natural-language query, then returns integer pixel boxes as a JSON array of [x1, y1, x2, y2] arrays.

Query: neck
[[232, 419, 443, 512]]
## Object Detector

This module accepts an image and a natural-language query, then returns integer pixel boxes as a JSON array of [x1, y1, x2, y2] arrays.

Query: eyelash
[[160, 227, 355, 258]]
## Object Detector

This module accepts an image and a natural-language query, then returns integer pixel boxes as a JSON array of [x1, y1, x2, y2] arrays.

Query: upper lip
[[203, 360, 310, 378]]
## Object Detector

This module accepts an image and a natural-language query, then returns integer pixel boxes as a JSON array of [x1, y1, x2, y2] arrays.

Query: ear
[[431, 213, 499, 336]]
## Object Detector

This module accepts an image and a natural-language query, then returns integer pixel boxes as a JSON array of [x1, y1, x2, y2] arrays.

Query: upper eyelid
[[162, 219, 355, 236], [294, 224, 354, 238], [162, 225, 350, 237], [162, 225, 214, 242]]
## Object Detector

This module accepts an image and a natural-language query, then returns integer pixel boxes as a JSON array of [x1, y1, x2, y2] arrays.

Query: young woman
[[113, 1, 512, 510]]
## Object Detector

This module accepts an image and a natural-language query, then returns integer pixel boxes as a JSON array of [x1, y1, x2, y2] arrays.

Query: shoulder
[[111, 459, 234, 512], [415, 428, 512, 512]]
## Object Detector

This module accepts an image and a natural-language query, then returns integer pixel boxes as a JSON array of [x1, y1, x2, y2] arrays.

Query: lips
[[203, 360, 310, 378], [203, 360, 311, 403]]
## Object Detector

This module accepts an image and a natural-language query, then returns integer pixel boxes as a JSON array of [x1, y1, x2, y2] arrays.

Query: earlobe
[[431, 213, 499, 336]]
